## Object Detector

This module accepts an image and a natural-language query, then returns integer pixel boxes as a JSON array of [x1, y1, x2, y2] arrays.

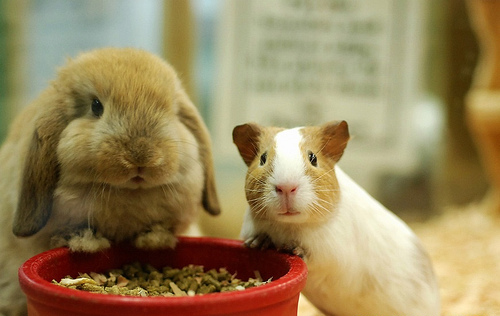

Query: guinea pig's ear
[[320, 120, 350, 162], [232, 123, 262, 167], [13, 92, 69, 237], [176, 88, 221, 216]]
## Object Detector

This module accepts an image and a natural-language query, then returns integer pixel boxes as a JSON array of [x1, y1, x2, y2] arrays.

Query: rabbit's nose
[[127, 137, 162, 167]]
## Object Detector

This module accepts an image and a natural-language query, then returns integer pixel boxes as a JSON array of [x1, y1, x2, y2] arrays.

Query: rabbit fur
[[0, 47, 220, 315]]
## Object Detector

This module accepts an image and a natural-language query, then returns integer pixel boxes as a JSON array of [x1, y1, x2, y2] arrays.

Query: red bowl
[[19, 236, 307, 316]]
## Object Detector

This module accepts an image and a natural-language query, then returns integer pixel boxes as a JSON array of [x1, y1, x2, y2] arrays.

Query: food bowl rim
[[19, 236, 308, 311]]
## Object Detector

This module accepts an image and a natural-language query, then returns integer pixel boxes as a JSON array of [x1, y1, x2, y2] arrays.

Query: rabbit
[[0, 47, 220, 316], [232, 121, 441, 316]]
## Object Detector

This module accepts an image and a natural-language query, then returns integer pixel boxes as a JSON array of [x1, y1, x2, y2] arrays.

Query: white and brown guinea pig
[[232, 121, 440, 316], [0, 47, 220, 316]]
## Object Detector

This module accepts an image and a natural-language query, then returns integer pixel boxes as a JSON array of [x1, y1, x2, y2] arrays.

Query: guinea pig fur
[[0, 47, 220, 316], [232, 121, 440, 316]]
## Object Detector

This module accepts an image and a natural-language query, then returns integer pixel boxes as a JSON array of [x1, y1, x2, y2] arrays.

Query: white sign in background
[[212, 0, 427, 191]]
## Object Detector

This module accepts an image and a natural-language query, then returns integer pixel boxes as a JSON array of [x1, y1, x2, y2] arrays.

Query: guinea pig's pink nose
[[275, 184, 298, 195]]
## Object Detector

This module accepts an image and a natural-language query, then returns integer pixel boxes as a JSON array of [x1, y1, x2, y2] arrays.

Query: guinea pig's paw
[[54, 229, 111, 253], [133, 224, 177, 249], [244, 234, 275, 250], [279, 244, 306, 258]]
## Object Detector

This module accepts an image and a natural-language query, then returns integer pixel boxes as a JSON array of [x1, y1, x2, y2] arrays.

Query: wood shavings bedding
[[412, 206, 500, 316]]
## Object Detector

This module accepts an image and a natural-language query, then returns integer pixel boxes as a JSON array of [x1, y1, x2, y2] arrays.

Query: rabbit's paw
[[134, 224, 177, 249], [52, 229, 111, 253]]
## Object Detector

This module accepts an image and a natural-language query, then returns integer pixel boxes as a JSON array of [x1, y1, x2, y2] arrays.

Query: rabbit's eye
[[308, 151, 317, 167], [91, 98, 104, 117]]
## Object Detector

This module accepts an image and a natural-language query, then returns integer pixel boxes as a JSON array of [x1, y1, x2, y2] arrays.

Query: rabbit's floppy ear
[[176, 87, 221, 216], [12, 90, 70, 237]]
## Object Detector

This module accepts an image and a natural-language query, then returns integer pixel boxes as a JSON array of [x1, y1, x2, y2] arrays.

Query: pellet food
[[52, 262, 270, 297]]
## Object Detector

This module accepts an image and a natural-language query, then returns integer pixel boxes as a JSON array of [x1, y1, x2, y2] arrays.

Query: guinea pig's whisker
[[250, 203, 264, 214], [248, 197, 268, 216], [309, 202, 331, 219], [244, 187, 268, 194], [246, 173, 268, 186], [312, 168, 336, 183], [315, 197, 335, 208], [253, 205, 268, 219], [318, 189, 340, 197], [313, 187, 339, 193], [249, 180, 268, 190], [246, 197, 265, 204]]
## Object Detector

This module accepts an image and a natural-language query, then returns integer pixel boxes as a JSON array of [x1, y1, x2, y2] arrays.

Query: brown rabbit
[[0, 47, 220, 316]]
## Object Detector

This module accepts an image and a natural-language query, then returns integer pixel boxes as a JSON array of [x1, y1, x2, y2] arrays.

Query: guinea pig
[[232, 121, 440, 316], [0, 47, 220, 316]]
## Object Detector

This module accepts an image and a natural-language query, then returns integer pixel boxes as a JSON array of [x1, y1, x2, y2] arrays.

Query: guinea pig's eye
[[91, 98, 104, 117], [308, 151, 318, 167], [260, 152, 267, 166]]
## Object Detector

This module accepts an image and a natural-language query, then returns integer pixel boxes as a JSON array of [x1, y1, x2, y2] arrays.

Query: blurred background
[[2, 1, 500, 314], [0, 0, 491, 237]]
